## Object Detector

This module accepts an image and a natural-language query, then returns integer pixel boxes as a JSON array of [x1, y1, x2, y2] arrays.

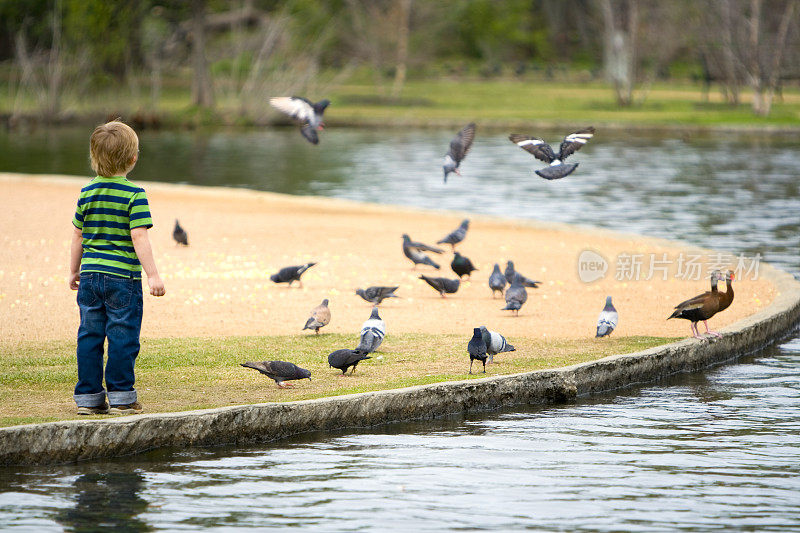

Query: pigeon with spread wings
[[443, 122, 476, 183], [509, 127, 595, 180], [269, 96, 330, 144]]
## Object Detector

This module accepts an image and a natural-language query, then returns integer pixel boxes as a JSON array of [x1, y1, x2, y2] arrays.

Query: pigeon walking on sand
[[437, 219, 469, 250], [488, 264, 507, 298], [479, 326, 516, 364], [240, 361, 311, 389], [269, 96, 330, 144], [355, 306, 386, 354], [303, 299, 331, 334], [468, 327, 488, 374], [450, 252, 477, 279], [402, 234, 441, 270], [172, 219, 188, 246], [503, 274, 528, 316], [509, 126, 595, 180], [355, 286, 399, 305], [419, 275, 460, 298], [504, 261, 541, 288], [443, 122, 476, 183], [328, 349, 371, 375], [595, 296, 618, 338], [270, 263, 317, 288]]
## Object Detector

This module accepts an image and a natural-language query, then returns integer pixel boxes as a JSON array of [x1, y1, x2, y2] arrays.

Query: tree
[[599, 0, 638, 106], [190, 0, 214, 108]]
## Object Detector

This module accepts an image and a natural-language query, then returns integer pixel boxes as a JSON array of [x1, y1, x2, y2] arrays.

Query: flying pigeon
[[509, 126, 595, 180], [270, 262, 316, 288], [355, 306, 386, 354], [240, 360, 311, 388], [172, 219, 188, 246], [479, 326, 516, 364], [269, 96, 330, 144], [437, 219, 470, 250], [402, 234, 441, 270], [450, 252, 478, 279], [328, 349, 371, 375], [502, 274, 528, 316], [355, 286, 399, 305], [596, 296, 619, 338], [443, 122, 476, 183], [467, 327, 488, 374], [488, 263, 507, 298], [419, 274, 460, 297], [504, 261, 541, 288], [303, 298, 331, 334]]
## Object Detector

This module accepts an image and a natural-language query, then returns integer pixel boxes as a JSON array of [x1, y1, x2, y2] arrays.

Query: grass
[[2, 72, 799, 130], [0, 333, 677, 428]]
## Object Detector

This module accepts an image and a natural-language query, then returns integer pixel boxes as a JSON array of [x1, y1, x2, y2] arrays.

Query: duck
[[668, 270, 726, 338], [717, 270, 735, 313]]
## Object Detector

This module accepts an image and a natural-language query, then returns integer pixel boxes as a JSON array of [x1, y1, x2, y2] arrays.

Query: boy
[[69, 120, 166, 415]]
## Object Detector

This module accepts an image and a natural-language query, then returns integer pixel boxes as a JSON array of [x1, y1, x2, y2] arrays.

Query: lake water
[[1, 126, 799, 530]]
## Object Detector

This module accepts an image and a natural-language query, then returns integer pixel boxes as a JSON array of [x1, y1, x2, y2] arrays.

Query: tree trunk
[[191, 0, 215, 109], [391, 0, 412, 98], [757, 0, 798, 115], [47, 0, 63, 117], [599, 0, 637, 107], [720, 0, 740, 105]]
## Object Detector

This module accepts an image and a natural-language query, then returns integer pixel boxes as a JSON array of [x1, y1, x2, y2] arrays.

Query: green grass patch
[[0, 333, 676, 428]]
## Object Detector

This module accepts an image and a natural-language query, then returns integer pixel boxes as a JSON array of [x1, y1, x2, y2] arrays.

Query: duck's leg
[[703, 320, 722, 338], [691, 322, 703, 339]]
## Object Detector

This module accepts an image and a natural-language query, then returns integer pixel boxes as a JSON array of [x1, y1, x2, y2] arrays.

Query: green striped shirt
[[72, 176, 153, 279]]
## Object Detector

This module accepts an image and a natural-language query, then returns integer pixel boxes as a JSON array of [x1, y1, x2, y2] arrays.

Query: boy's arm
[[131, 227, 166, 297], [69, 226, 83, 290]]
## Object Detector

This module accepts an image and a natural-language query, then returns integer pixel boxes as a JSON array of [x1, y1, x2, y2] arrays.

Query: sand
[[0, 173, 775, 345]]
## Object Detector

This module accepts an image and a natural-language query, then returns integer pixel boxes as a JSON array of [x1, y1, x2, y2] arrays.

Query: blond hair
[[89, 121, 139, 177]]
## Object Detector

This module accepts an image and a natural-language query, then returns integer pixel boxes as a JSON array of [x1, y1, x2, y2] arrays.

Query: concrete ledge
[[2, 264, 799, 466]]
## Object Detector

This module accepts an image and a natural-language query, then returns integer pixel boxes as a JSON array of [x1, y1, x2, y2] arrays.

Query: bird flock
[[199, 96, 734, 387]]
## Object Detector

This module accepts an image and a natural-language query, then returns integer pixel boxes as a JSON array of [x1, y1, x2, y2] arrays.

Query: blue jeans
[[75, 273, 143, 407]]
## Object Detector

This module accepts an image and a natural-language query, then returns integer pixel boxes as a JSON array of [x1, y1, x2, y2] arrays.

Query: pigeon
[[172, 219, 188, 246], [450, 252, 477, 279], [502, 274, 528, 316], [402, 234, 441, 270], [467, 327, 488, 374], [509, 126, 595, 180], [303, 298, 331, 334], [401, 234, 444, 254], [240, 360, 311, 389], [443, 122, 476, 183], [595, 296, 618, 338], [504, 261, 541, 288], [270, 262, 316, 288], [488, 263, 507, 298], [355, 286, 399, 305], [328, 349, 371, 375], [419, 274, 460, 297], [479, 326, 516, 364], [437, 219, 469, 250], [269, 96, 330, 144], [355, 306, 386, 354]]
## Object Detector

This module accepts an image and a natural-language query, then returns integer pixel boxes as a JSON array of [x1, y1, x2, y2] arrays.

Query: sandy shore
[[0, 173, 775, 344]]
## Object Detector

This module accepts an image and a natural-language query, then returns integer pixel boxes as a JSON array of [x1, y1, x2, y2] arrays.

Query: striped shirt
[[72, 176, 153, 279]]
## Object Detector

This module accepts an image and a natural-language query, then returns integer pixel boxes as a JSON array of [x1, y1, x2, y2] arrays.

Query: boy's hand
[[148, 274, 166, 297], [69, 271, 80, 290]]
